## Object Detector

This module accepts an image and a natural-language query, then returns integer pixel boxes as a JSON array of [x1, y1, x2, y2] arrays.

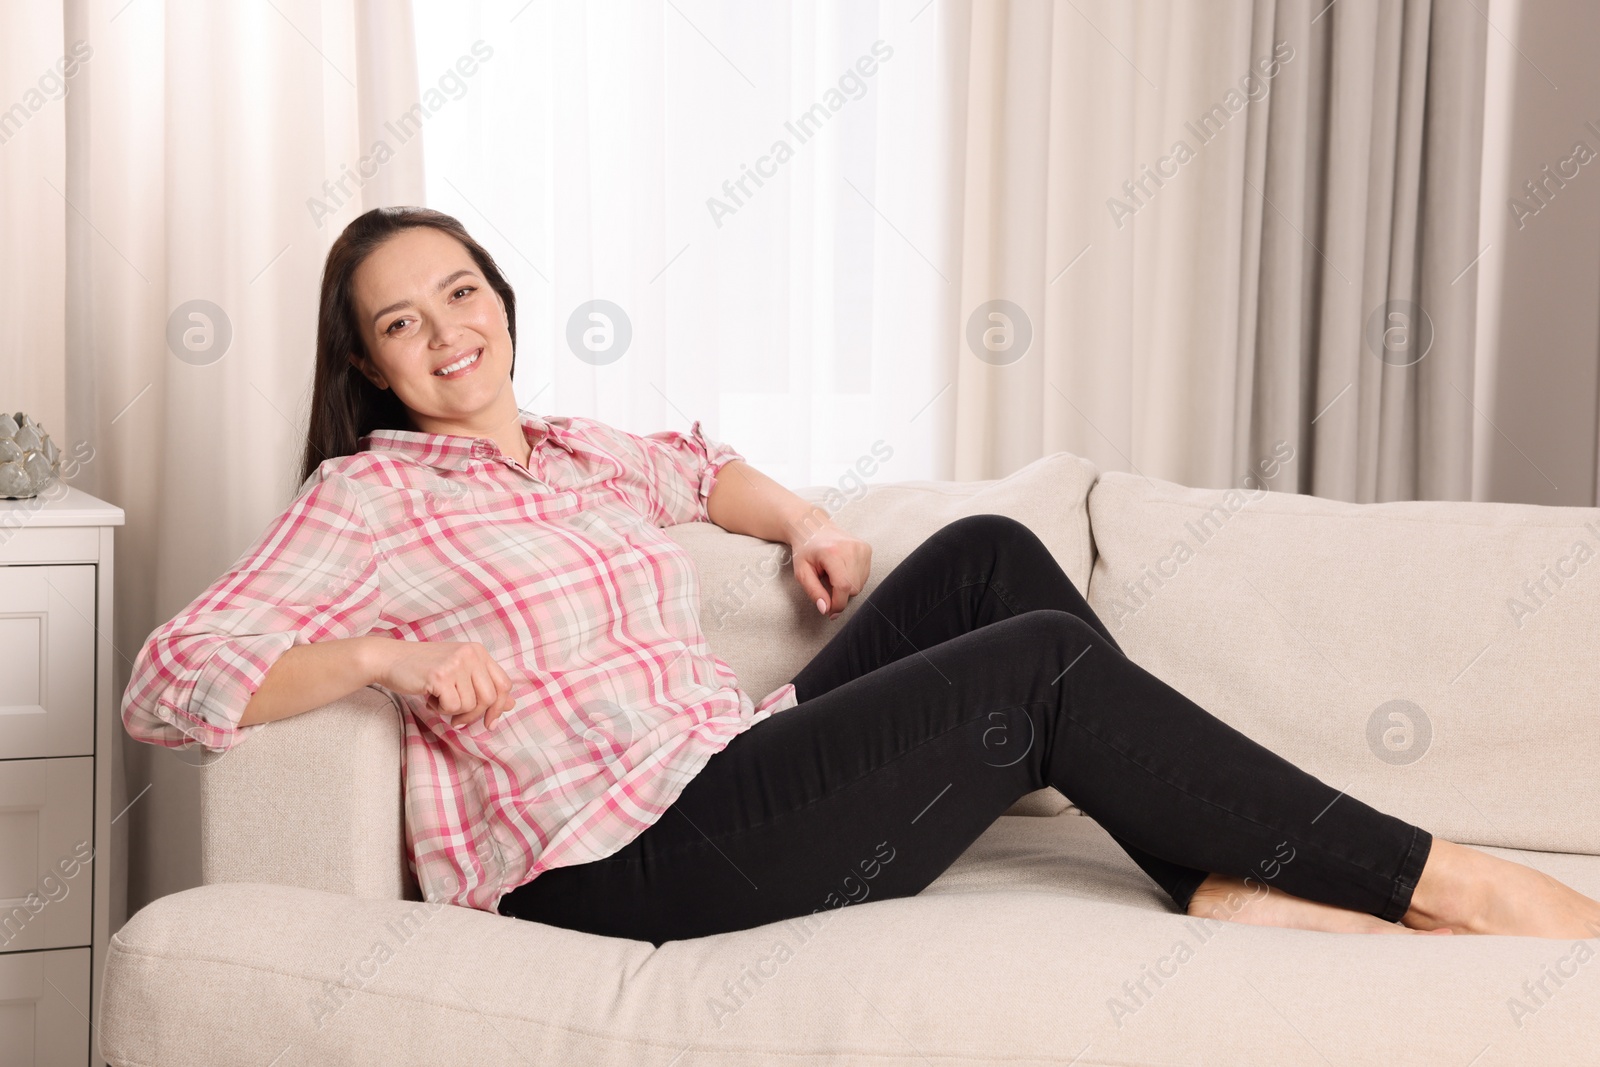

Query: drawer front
[[0, 947, 90, 1065], [0, 524, 100, 565], [0, 758, 94, 953], [0, 565, 96, 759]]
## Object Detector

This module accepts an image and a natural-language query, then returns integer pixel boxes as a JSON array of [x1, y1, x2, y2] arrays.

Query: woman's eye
[[385, 318, 410, 334], [453, 286, 476, 299]]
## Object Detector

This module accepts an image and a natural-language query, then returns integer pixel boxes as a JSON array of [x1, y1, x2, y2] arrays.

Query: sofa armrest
[[196, 685, 418, 901]]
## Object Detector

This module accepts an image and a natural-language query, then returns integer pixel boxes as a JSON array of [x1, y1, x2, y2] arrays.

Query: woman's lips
[[433, 349, 483, 380]]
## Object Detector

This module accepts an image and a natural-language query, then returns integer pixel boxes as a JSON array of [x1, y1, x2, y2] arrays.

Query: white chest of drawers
[[0, 486, 124, 1067]]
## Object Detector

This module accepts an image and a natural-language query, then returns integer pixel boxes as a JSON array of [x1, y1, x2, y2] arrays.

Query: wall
[[1473, 0, 1600, 506]]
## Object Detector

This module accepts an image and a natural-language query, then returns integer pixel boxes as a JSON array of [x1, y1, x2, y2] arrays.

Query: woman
[[123, 206, 1600, 949]]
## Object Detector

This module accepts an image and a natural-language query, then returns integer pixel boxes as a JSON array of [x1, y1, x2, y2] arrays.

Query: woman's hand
[[790, 520, 872, 619], [373, 639, 515, 730], [704, 463, 872, 618]]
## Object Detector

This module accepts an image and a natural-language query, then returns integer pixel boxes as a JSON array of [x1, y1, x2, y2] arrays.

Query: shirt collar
[[358, 411, 573, 472]]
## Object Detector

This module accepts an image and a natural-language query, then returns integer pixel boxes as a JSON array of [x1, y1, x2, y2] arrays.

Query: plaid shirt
[[121, 412, 799, 912]]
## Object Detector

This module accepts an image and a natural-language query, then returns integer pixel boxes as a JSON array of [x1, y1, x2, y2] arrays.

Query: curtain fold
[[1413, 0, 1491, 498], [1, 4, 68, 442], [945, 0, 1488, 501], [17, 0, 425, 920]]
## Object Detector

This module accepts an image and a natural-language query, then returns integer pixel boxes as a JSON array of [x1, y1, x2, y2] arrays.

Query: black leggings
[[497, 514, 1432, 945]]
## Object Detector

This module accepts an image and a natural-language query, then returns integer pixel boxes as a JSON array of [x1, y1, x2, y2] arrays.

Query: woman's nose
[[429, 315, 465, 346]]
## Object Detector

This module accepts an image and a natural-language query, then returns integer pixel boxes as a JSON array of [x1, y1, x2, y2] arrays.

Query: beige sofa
[[98, 452, 1600, 1066]]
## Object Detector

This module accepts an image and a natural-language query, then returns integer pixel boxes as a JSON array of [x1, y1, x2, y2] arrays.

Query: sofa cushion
[[1086, 469, 1600, 855], [100, 816, 1600, 1067], [668, 450, 1101, 817]]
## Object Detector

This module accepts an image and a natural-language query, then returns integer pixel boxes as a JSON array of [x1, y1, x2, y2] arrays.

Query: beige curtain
[[1, 0, 424, 922], [943, 0, 1487, 502]]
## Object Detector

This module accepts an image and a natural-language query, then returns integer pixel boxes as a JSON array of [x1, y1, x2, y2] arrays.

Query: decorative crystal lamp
[[0, 412, 63, 499]]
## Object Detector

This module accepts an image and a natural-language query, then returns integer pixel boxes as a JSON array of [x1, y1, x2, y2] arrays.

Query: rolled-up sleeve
[[121, 470, 381, 752], [589, 417, 745, 527]]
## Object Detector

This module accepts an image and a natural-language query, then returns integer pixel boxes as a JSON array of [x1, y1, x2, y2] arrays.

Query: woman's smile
[[433, 348, 483, 380]]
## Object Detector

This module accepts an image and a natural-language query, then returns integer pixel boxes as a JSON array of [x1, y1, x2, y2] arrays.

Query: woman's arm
[[705, 459, 828, 544], [120, 471, 384, 751], [581, 420, 873, 617], [238, 635, 397, 727], [239, 633, 516, 731], [123, 467, 520, 751], [706, 459, 872, 617]]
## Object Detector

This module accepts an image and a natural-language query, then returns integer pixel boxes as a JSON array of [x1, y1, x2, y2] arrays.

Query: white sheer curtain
[[414, 1, 1516, 505], [411, 0, 950, 489]]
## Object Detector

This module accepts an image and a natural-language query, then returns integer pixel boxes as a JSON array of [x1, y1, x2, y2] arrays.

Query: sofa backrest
[[667, 451, 1100, 817], [1086, 469, 1600, 856]]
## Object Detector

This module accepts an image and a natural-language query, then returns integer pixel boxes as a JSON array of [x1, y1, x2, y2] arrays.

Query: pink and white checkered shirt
[[121, 412, 799, 912]]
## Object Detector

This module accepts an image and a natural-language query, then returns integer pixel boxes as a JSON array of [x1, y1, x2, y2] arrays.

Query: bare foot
[[1186, 873, 1452, 936], [1403, 837, 1600, 940]]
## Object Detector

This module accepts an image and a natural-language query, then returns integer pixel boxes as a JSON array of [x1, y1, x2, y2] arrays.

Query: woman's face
[[349, 226, 515, 433]]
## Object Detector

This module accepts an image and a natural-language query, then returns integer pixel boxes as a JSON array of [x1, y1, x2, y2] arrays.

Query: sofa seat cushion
[[670, 449, 1101, 818], [101, 816, 1600, 1067], [1087, 470, 1600, 855]]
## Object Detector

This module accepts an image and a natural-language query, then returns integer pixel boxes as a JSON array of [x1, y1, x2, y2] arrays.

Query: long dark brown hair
[[298, 206, 518, 487]]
